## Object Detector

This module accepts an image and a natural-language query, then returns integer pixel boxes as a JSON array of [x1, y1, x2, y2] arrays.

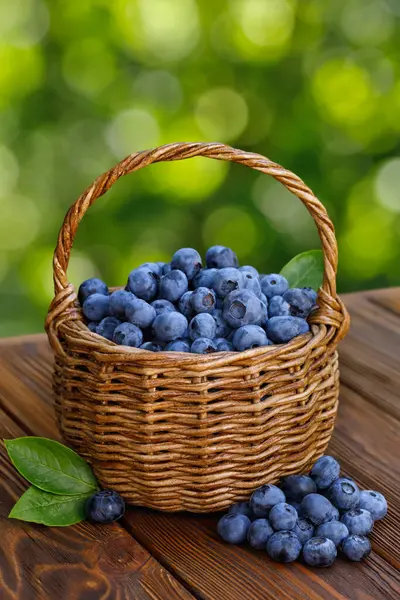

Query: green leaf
[[280, 250, 324, 291], [9, 485, 90, 526], [4, 437, 98, 496]]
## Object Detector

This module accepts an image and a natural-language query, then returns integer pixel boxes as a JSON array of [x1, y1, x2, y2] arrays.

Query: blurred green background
[[1, 0, 400, 336]]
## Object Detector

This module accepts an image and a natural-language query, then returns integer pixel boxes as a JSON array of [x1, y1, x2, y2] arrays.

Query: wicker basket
[[45, 142, 350, 513]]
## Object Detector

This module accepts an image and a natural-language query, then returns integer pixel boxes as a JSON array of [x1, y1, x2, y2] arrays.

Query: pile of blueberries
[[217, 455, 387, 567], [78, 245, 317, 354]]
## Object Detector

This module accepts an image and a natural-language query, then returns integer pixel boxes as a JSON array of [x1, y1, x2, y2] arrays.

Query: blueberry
[[340, 508, 373, 536], [302, 287, 318, 305], [293, 518, 314, 544], [359, 490, 387, 521], [156, 261, 167, 272], [302, 537, 337, 567], [82, 293, 110, 322], [341, 534, 371, 561], [300, 493, 336, 526], [247, 519, 274, 549], [191, 337, 218, 354], [266, 316, 310, 344], [127, 267, 158, 301], [329, 478, 360, 511], [193, 268, 218, 289], [151, 298, 177, 316], [189, 313, 217, 341], [139, 262, 162, 277], [211, 308, 232, 338], [78, 277, 108, 305], [242, 270, 262, 296], [162, 262, 172, 275], [232, 325, 269, 351], [250, 484, 286, 518], [326, 505, 340, 522], [283, 288, 315, 319], [260, 292, 268, 306], [214, 338, 233, 351], [269, 502, 298, 531], [191, 287, 216, 314], [153, 312, 188, 342], [266, 531, 302, 563], [171, 248, 202, 281], [140, 341, 163, 352], [223, 290, 264, 329], [125, 298, 156, 329], [96, 317, 121, 341], [287, 499, 301, 514], [316, 521, 349, 546], [310, 455, 340, 490], [213, 268, 244, 299], [109, 289, 135, 319], [159, 269, 188, 303], [178, 291, 194, 319], [281, 475, 317, 502], [239, 265, 259, 278], [260, 274, 289, 299], [268, 296, 291, 318], [215, 298, 223, 309], [87, 321, 98, 333], [113, 322, 143, 347], [86, 489, 125, 523], [165, 339, 190, 352], [228, 501, 253, 520], [217, 513, 251, 544], [206, 245, 238, 269]]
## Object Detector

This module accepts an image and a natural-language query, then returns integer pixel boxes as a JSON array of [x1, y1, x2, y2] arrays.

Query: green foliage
[[281, 250, 324, 290]]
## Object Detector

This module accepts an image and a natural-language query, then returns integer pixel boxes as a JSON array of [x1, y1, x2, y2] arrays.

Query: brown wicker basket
[[45, 142, 350, 513]]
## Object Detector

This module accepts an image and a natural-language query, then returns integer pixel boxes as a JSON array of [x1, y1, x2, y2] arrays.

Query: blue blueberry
[[213, 268, 244, 299], [340, 508, 373, 536], [268, 295, 291, 318], [140, 341, 163, 352], [239, 265, 259, 278], [260, 292, 268, 306], [293, 518, 314, 544], [302, 537, 337, 567], [113, 322, 143, 347], [310, 455, 340, 490], [125, 298, 156, 329], [232, 325, 269, 351], [78, 277, 108, 305], [171, 248, 202, 281], [269, 502, 298, 531], [153, 312, 188, 342], [266, 531, 302, 563], [159, 269, 188, 303], [162, 262, 172, 275], [87, 322, 98, 333], [214, 338, 233, 351], [151, 298, 177, 316], [191, 337, 218, 354], [127, 267, 158, 301], [260, 274, 289, 299], [223, 290, 264, 329], [139, 262, 162, 278], [266, 316, 310, 344], [165, 339, 190, 352], [250, 484, 286, 518], [341, 534, 371, 561], [283, 288, 315, 319], [189, 313, 217, 341], [359, 490, 388, 521], [82, 293, 110, 322], [329, 478, 360, 511], [86, 489, 125, 523], [300, 493, 336, 526], [109, 289, 135, 319], [242, 270, 262, 296], [191, 287, 216, 313], [302, 287, 318, 305], [206, 245, 238, 269], [211, 308, 231, 338], [96, 317, 121, 341], [228, 501, 253, 520], [326, 505, 340, 522], [247, 519, 274, 549], [316, 521, 349, 546], [193, 268, 218, 289], [281, 475, 317, 502], [287, 500, 301, 514], [217, 513, 251, 544], [156, 261, 167, 272], [178, 291, 194, 319]]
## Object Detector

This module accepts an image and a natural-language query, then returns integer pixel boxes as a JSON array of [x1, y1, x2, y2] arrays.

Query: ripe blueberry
[[206, 245, 238, 269], [153, 312, 188, 342], [113, 323, 143, 347], [127, 267, 158, 301], [341, 534, 371, 561], [223, 290, 264, 329], [125, 298, 156, 329], [269, 502, 298, 531], [266, 316, 309, 344], [247, 519, 274, 549], [171, 248, 202, 281], [86, 489, 125, 523], [302, 537, 337, 567], [78, 278, 108, 305], [217, 513, 251, 544], [96, 317, 121, 341], [82, 293, 110, 322], [266, 531, 302, 563], [189, 313, 217, 341], [190, 337, 218, 354], [310, 455, 340, 490], [359, 490, 387, 521], [159, 269, 188, 303], [250, 484, 286, 518], [260, 274, 289, 299], [315, 521, 349, 546], [191, 287, 216, 314], [232, 325, 269, 351]]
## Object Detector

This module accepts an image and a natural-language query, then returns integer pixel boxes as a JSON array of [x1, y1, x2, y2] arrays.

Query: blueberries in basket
[[206, 245, 238, 269], [165, 339, 190, 352], [96, 317, 122, 341], [315, 521, 349, 546], [310, 455, 340, 490], [340, 508, 373, 536], [232, 325, 269, 351], [268, 295, 291, 318], [159, 269, 188, 303], [162, 262, 172, 275], [359, 490, 387, 521], [329, 478, 360, 511], [302, 537, 337, 567], [191, 287, 216, 314], [292, 518, 314, 544], [223, 290, 264, 329], [86, 489, 125, 524], [300, 494, 336, 526], [171, 247, 202, 281], [269, 502, 298, 531], [217, 513, 251, 544], [78, 277, 108, 305], [139, 262, 162, 278], [228, 502, 254, 520], [178, 291, 194, 319], [247, 519, 274, 549], [214, 338, 233, 351], [213, 268, 244, 299], [250, 484, 286, 519], [260, 274, 289, 299], [193, 268, 218, 289], [189, 313, 217, 341], [191, 337, 218, 354], [281, 475, 317, 502], [282, 288, 315, 319], [127, 267, 158, 302], [212, 308, 232, 339], [125, 298, 156, 329], [113, 322, 143, 347], [267, 316, 310, 344], [266, 531, 302, 563], [140, 341, 163, 352], [242, 270, 262, 296], [239, 265, 259, 278], [151, 298, 177, 316], [109, 289, 135, 319], [153, 312, 188, 342], [82, 293, 110, 322], [341, 534, 372, 561], [87, 321, 98, 333], [302, 287, 318, 305], [287, 499, 301, 514]]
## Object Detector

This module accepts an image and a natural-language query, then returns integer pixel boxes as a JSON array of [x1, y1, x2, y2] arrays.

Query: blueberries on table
[[341, 535, 372, 561], [329, 477, 360, 511], [340, 508, 373, 536], [315, 521, 349, 546], [247, 519, 274, 549], [359, 490, 388, 521], [310, 455, 340, 490], [268, 502, 298, 531], [217, 513, 251, 544], [86, 489, 125, 524], [228, 501, 254, 520], [266, 531, 302, 562], [300, 494, 336, 526], [302, 537, 337, 567], [292, 519, 314, 544], [250, 484, 286, 518], [281, 475, 317, 502]]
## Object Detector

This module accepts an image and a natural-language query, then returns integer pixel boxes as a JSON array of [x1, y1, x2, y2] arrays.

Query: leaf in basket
[[9, 485, 90, 526], [4, 437, 98, 495], [280, 250, 324, 291]]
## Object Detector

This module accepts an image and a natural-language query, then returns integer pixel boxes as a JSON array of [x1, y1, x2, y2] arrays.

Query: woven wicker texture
[[46, 142, 350, 512]]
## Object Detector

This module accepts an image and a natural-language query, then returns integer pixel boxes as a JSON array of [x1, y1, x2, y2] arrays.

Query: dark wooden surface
[[0, 288, 399, 600]]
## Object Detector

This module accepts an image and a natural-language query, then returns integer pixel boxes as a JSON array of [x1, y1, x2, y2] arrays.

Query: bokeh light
[[203, 207, 259, 258], [106, 109, 160, 156], [195, 88, 248, 141], [375, 158, 400, 213]]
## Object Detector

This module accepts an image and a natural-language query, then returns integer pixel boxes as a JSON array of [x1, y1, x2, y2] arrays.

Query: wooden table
[[0, 288, 399, 600]]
